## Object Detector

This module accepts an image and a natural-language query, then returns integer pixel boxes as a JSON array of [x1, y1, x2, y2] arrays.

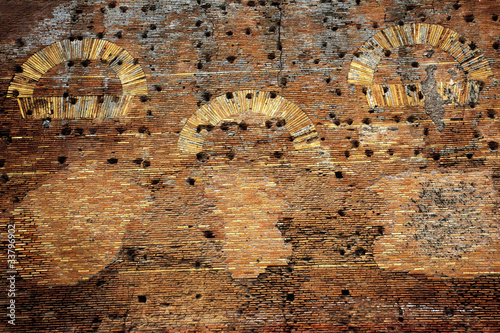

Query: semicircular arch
[[7, 38, 147, 118], [178, 90, 320, 154]]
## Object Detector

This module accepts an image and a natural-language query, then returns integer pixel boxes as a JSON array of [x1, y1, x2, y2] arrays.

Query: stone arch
[[7, 38, 148, 118], [347, 23, 492, 107], [178, 90, 320, 154]]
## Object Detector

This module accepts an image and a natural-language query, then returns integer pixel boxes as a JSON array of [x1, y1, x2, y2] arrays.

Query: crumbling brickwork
[[1, 0, 500, 332]]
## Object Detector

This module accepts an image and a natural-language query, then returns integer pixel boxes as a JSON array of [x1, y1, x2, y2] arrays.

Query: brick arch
[[7, 38, 148, 118], [178, 90, 320, 154], [347, 23, 493, 107]]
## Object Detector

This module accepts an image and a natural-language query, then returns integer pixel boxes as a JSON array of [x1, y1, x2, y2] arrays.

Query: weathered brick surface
[[0, 0, 500, 332]]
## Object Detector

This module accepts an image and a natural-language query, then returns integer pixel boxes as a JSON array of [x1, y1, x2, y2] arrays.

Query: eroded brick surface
[[0, 0, 500, 332]]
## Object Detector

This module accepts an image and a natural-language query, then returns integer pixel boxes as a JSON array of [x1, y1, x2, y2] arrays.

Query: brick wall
[[1, 0, 499, 331]]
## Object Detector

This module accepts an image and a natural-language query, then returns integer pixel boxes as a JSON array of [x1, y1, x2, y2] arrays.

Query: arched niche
[[7, 38, 148, 119], [348, 23, 493, 108], [178, 90, 320, 154]]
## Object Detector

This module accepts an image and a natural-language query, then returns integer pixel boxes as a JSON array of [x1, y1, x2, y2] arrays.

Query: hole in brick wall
[[197, 62, 203, 70], [287, 293, 295, 302], [469, 42, 477, 50], [196, 293, 202, 299], [107, 157, 118, 164], [469, 101, 476, 108], [407, 115, 417, 123], [355, 248, 366, 257], [226, 92, 234, 99], [265, 120, 273, 128], [488, 141, 499, 150], [487, 109, 496, 118], [335, 88, 342, 96], [393, 115, 401, 123], [325, 77, 331, 84], [464, 14, 474, 23], [493, 42, 499, 50], [365, 149, 374, 157], [414, 149, 420, 156], [238, 121, 248, 130], [67, 60, 74, 67], [203, 230, 214, 238], [344, 151, 350, 158], [270, 92, 277, 98], [187, 177, 196, 185], [143, 160, 151, 168], [138, 126, 148, 134], [202, 92, 211, 101], [362, 118, 371, 125], [97, 95, 104, 104], [81, 59, 91, 67], [227, 151, 235, 160], [453, 2, 461, 10], [411, 61, 419, 68], [351, 139, 359, 148], [138, 295, 146, 303], [1, 174, 9, 183], [226, 55, 236, 63], [276, 118, 286, 127], [245, 27, 251, 35], [119, 6, 128, 12], [341, 289, 350, 296], [195, 20, 202, 27], [466, 153, 474, 159], [268, 52, 276, 60], [151, 179, 160, 185], [398, 21, 404, 26], [155, 85, 162, 92], [226, 30, 233, 36], [141, 32, 148, 39], [353, 51, 361, 58], [89, 128, 97, 135], [431, 152, 440, 160], [61, 126, 72, 135], [15, 38, 25, 47], [14, 65, 23, 73], [205, 31, 212, 37], [335, 171, 343, 179], [246, 93, 253, 99], [58, 156, 67, 164], [115, 31, 123, 39], [196, 152, 209, 162], [314, 59, 320, 64], [329, 112, 335, 119], [133, 158, 143, 165], [338, 209, 345, 217], [140, 95, 149, 103], [373, 22, 379, 29], [247, 0, 256, 6], [0, 159, 5, 168], [333, 119, 341, 126], [493, 14, 499, 21], [63, 91, 69, 98], [196, 124, 214, 133], [339, 51, 346, 58], [273, 151, 284, 158], [387, 148, 394, 156], [280, 77, 288, 87], [458, 36, 466, 44]]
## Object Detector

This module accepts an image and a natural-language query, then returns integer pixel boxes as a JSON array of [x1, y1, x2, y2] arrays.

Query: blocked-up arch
[[348, 23, 493, 107], [7, 38, 148, 118], [178, 90, 320, 154]]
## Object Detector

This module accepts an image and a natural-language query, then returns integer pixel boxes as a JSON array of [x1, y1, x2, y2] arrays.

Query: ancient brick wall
[[0, 0, 499, 332]]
